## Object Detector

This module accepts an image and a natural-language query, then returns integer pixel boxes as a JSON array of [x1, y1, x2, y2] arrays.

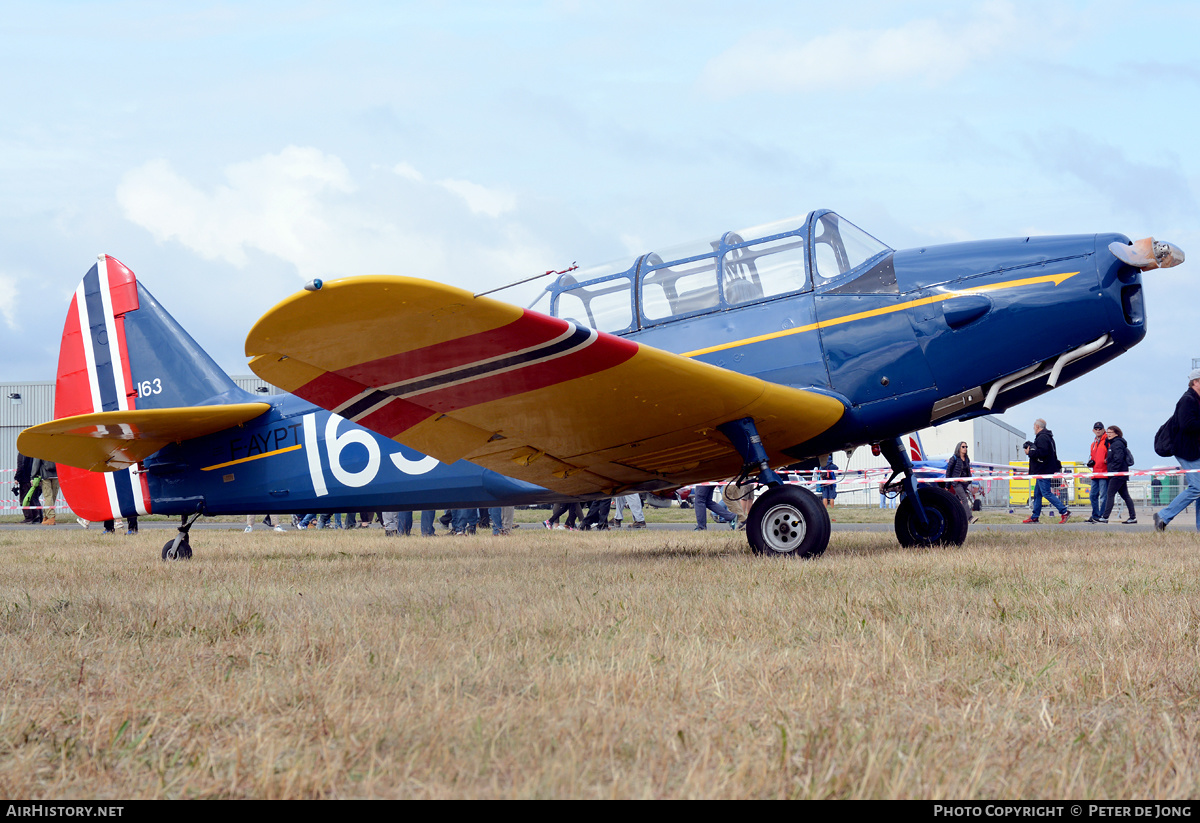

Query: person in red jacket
[[1098, 425, 1137, 524], [1086, 421, 1109, 523]]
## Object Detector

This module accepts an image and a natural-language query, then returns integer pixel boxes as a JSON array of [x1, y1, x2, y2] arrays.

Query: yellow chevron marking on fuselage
[[201, 444, 303, 472], [681, 271, 1081, 358]]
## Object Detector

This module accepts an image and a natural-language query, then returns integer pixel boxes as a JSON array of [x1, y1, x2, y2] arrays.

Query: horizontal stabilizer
[[18, 403, 270, 472]]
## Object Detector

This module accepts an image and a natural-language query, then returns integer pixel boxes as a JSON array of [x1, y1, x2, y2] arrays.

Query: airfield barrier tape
[[699, 465, 1200, 498], [773, 465, 1200, 491], [913, 467, 1200, 484]]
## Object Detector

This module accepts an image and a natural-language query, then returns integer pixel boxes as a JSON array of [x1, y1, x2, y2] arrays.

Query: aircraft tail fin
[[907, 432, 927, 462], [49, 255, 259, 520]]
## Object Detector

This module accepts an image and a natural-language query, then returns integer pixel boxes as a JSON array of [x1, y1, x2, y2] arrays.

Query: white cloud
[[392, 162, 424, 182], [0, 272, 18, 329], [391, 162, 516, 217], [117, 146, 354, 272], [435, 178, 516, 218], [699, 1, 1026, 96], [117, 147, 546, 290]]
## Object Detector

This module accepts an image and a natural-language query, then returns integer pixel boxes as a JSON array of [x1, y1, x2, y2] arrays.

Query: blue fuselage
[[579, 219, 1145, 460], [143, 399, 557, 516]]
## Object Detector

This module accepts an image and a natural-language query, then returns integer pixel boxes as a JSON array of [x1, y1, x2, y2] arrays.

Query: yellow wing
[[246, 277, 843, 495], [18, 404, 271, 472]]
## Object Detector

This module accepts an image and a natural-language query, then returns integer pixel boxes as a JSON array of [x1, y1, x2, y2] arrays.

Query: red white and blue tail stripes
[[55, 255, 152, 520]]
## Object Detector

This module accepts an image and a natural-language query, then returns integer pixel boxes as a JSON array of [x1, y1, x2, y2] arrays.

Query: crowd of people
[[541, 492, 652, 531], [243, 498, 660, 536], [243, 507, 520, 537], [1012, 366, 1200, 531], [1014, 417, 1140, 525]]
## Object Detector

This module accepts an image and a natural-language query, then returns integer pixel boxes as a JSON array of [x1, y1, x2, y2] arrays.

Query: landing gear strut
[[879, 437, 968, 548], [162, 512, 201, 561], [719, 417, 831, 558]]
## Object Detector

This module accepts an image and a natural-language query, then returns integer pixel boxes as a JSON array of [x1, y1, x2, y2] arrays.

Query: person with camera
[[1023, 419, 1070, 524], [1153, 368, 1200, 532]]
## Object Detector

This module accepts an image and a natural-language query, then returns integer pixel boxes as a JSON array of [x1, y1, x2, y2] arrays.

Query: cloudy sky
[[3, 0, 1197, 465]]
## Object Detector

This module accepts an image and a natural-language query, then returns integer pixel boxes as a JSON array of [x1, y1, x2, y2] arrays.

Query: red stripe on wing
[[346, 331, 639, 440], [338, 310, 573, 387], [415, 334, 637, 413], [291, 312, 637, 443], [357, 397, 437, 440], [295, 370, 372, 411]]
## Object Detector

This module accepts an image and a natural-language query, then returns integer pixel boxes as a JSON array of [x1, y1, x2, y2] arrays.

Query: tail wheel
[[746, 484, 830, 558], [894, 486, 969, 548], [161, 534, 192, 561]]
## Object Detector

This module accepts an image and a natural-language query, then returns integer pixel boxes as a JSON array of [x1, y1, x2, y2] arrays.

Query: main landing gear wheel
[[894, 486, 969, 548], [746, 484, 831, 558]]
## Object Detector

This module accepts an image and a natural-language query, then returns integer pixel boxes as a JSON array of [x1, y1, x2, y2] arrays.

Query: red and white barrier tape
[[915, 466, 1200, 484], [759, 465, 1199, 490]]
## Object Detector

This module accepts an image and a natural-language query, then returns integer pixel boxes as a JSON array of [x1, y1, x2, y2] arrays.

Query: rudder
[[55, 255, 255, 520]]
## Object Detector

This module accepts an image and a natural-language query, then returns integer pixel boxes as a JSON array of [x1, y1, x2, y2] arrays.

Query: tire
[[894, 485, 969, 548], [161, 535, 193, 561], [746, 484, 830, 558]]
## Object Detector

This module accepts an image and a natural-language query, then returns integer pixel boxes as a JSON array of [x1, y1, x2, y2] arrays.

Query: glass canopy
[[527, 211, 891, 334]]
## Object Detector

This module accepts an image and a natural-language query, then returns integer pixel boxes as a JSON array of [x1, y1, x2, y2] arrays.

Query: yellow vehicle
[[1009, 461, 1089, 506]]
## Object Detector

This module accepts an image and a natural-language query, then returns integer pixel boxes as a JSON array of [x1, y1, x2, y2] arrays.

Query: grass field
[[1, 512, 1198, 799]]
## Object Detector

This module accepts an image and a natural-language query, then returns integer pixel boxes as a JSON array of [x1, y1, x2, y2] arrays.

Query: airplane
[[241, 209, 1182, 557], [19, 210, 1183, 560], [18, 255, 561, 559]]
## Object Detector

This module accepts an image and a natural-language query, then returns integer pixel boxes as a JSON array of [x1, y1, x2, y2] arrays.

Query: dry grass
[[0, 520, 1198, 799]]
